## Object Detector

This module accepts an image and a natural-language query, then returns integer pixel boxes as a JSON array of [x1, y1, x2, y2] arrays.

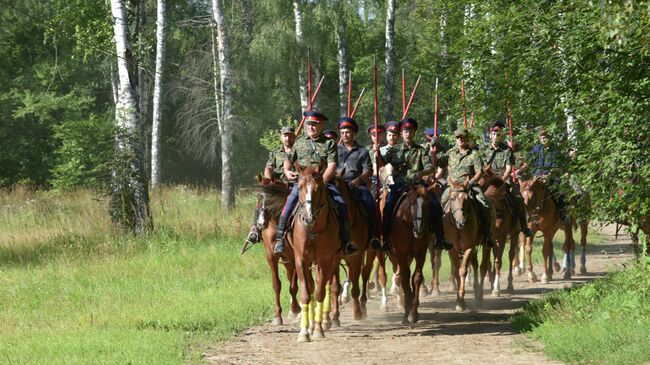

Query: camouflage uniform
[[265, 147, 291, 182]]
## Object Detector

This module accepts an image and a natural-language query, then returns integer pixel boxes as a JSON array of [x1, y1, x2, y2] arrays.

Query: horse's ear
[[295, 163, 303, 174]]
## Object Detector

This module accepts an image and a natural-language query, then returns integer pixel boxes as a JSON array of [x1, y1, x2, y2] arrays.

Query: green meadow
[[0, 186, 608, 364]]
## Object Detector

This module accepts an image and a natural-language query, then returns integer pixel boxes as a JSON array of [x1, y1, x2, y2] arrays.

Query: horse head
[[448, 179, 471, 230], [296, 164, 326, 230], [255, 174, 289, 229], [407, 185, 430, 238], [520, 177, 545, 210]]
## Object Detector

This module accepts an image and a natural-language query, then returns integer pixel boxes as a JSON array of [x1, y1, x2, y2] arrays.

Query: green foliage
[[513, 260, 650, 364], [258, 116, 298, 152]]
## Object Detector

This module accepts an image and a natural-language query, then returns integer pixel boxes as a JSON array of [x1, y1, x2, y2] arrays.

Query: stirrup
[[246, 228, 260, 244], [273, 239, 285, 255]]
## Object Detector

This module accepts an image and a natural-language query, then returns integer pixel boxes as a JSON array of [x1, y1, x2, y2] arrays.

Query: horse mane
[[257, 178, 290, 218]]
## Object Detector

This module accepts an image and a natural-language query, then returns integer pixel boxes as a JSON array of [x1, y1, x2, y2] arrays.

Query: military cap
[[454, 128, 472, 138], [424, 127, 441, 137], [538, 128, 550, 137], [399, 117, 418, 131], [385, 121, 400, 133], [323, 130, 338, 140], [280, 126, 295, 135], [367, 124, 386, 134], [338, 116, 358, 132], [303, 110, 328, 123], [489, 121, 506, 132]]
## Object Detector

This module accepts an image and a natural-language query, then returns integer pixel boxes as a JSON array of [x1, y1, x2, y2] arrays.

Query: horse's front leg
[[377, 252, 389, 311], [541, 233, 554, 284], [360, 250, 375, 317], [345, 256, 363, 320], [491, 236, 504, 297], [311, 264, 333, 340], [284, 260, 301, 320], [409, 249, 426, 323], [473, 248, 484, 307], [430, 248, 442, 296], [506, 233, 517, 292], [579, 221, 588, 274], [524, 234, 537, 283], [267, 253, 283, 325], [456, 248, 472, 312], [295, 258, 312, 343], [329, 265, 341, 328], [397, 258, 412, 324]]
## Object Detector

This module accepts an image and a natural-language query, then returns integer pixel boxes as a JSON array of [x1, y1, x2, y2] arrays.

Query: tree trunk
[[212, 0, 235, 211], [336, 18, 349, 117], [150, 0, 165, 187], [135, 0, 151, 180], [292, 0, 309, 112], [109, 0, 152, 234], [384, 0, 395, 120], [462, 4, 476, 81]]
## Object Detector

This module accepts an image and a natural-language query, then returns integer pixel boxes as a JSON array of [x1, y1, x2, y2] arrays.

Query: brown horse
[[291, 165, 342, 342], [427, 180, 446, 297], [253, 176, 301, 324], [384, 184, 432, 323], [330, 177, 373, 323], [479, 172, 519, 295], [519, 177, 585, 283], [443, 179, 490, 311]]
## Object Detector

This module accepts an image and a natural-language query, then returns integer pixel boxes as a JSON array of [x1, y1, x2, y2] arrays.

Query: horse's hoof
[[312, 327, 325, 340], [580, 266, 587, 275], [331, 318, 341, 328], [541, 273, 549, 284], [492, 289, 501, 297], [401, 317, 409, 325], [455, 304, 465, 312], [322, 320, 332, 331], [297, 333, 311, 343], [353, 310, 363, 321], [553, 262, 561, 272], [514, 266, 523, 276], [368, 281, 376, 291], [408, 312, 419, 323], [341, 294, 350, 304], [563, 271, 572, 280], [527, 271, 538, 283], [271, 317, 283, 325], [431, 288, 441, 297], [389, 287, 399, 296], [506, 284, 514, 293]]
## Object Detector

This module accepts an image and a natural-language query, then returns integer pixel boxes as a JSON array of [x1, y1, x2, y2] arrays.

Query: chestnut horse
[[331, 177, 373, 323], [253, 176, 301, 324], [479, 172, 520, 295], [291, 165, 342, 342], [384, 183, 432, 323], [519, 177, 586, 283], [443, 180, 491, 311]]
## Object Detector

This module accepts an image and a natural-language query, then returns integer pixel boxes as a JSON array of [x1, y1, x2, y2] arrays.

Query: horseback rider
[[336, 117, 381, 250], [273, 110, 359, 256], [481, 121, 534, 237], [368, 123, 386, 201], [524, 128, 571, 224], [422, 127, 448, 183], [244, 126, 296, 246], [379, 117, 451, 252], [438, 128, 497, 248]]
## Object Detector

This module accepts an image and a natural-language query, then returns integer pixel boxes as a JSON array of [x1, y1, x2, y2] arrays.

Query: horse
[[291, 165, 342, 342], [247, 176, 301, 325], [330, 176, 373, 323], [443, 179, 490, 311], [427, 179, 447, 297], [479, 171, 520, 295], [383, 183, 432, 323], [519, 176, 587, 283]]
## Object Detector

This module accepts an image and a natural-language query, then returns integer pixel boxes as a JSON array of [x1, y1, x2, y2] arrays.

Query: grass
[[513, 259, 650, 365], [0, 185, 611, 364]]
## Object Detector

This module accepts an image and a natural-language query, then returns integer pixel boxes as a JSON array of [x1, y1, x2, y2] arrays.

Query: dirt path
[[205, 226, 635, 365]]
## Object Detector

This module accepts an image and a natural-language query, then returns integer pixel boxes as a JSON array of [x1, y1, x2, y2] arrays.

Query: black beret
[[399, 117, 418, 130]]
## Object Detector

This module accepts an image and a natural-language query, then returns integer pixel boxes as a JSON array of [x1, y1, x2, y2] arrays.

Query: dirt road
[[205, 226, 634, 365]]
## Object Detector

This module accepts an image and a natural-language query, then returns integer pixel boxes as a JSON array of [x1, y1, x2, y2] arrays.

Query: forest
[[1, 0, 648, 230]]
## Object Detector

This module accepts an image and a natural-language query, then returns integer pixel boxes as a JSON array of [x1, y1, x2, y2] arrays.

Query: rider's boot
[[341, 220, 359, 256], [245, 209, 262, 244], [273, 214, 289, 255]]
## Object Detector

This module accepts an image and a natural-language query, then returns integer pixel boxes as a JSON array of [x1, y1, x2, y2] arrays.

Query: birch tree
[[150, 0, 165, 187], [293, 0, 309, 112], [109, 0, 152, 233], [384, 0, 395, 120], [212, 0, 235, 210], [335, 15, 349, 117]]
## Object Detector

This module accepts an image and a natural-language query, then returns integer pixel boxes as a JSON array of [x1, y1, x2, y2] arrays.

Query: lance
[[402, 75, 422, 119], [469, 111, 475, 129], [347, 71, 352, 116], [350, 88, 366, 118], [373, 57, 382, 245], [507, 99, 517, 183], [307, 48, 312, 111], [432, 78, 439, 176], [461, 79, 467, 128], [295, 75, 325, 135], [339, 75, 366, 143]]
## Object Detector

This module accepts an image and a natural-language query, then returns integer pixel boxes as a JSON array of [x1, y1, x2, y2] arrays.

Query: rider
[[244, 126, 296, 246], [273, 110, 359, 256], [422, 127, 448, 184], [379, 117, 451, 252], [524, 128, 571, 224], [438, 128, 497, 248], [481, 121, 534, 237], [337, 117, 381, 251]]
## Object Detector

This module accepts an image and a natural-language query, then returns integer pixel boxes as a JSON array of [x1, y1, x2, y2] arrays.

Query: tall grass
[[513, 260, 650, 364], [0, 186, 608, 364]]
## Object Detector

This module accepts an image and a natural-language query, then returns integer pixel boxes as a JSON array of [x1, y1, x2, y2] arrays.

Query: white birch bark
[[293, 0, 309, 112], [110, 0, 151, 233], [384, 0, 395, 120], [150, 0, 165, 187], [212, 0, 235, 210], [336, 19, 349, 117], [462, 4, 476, 81]]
